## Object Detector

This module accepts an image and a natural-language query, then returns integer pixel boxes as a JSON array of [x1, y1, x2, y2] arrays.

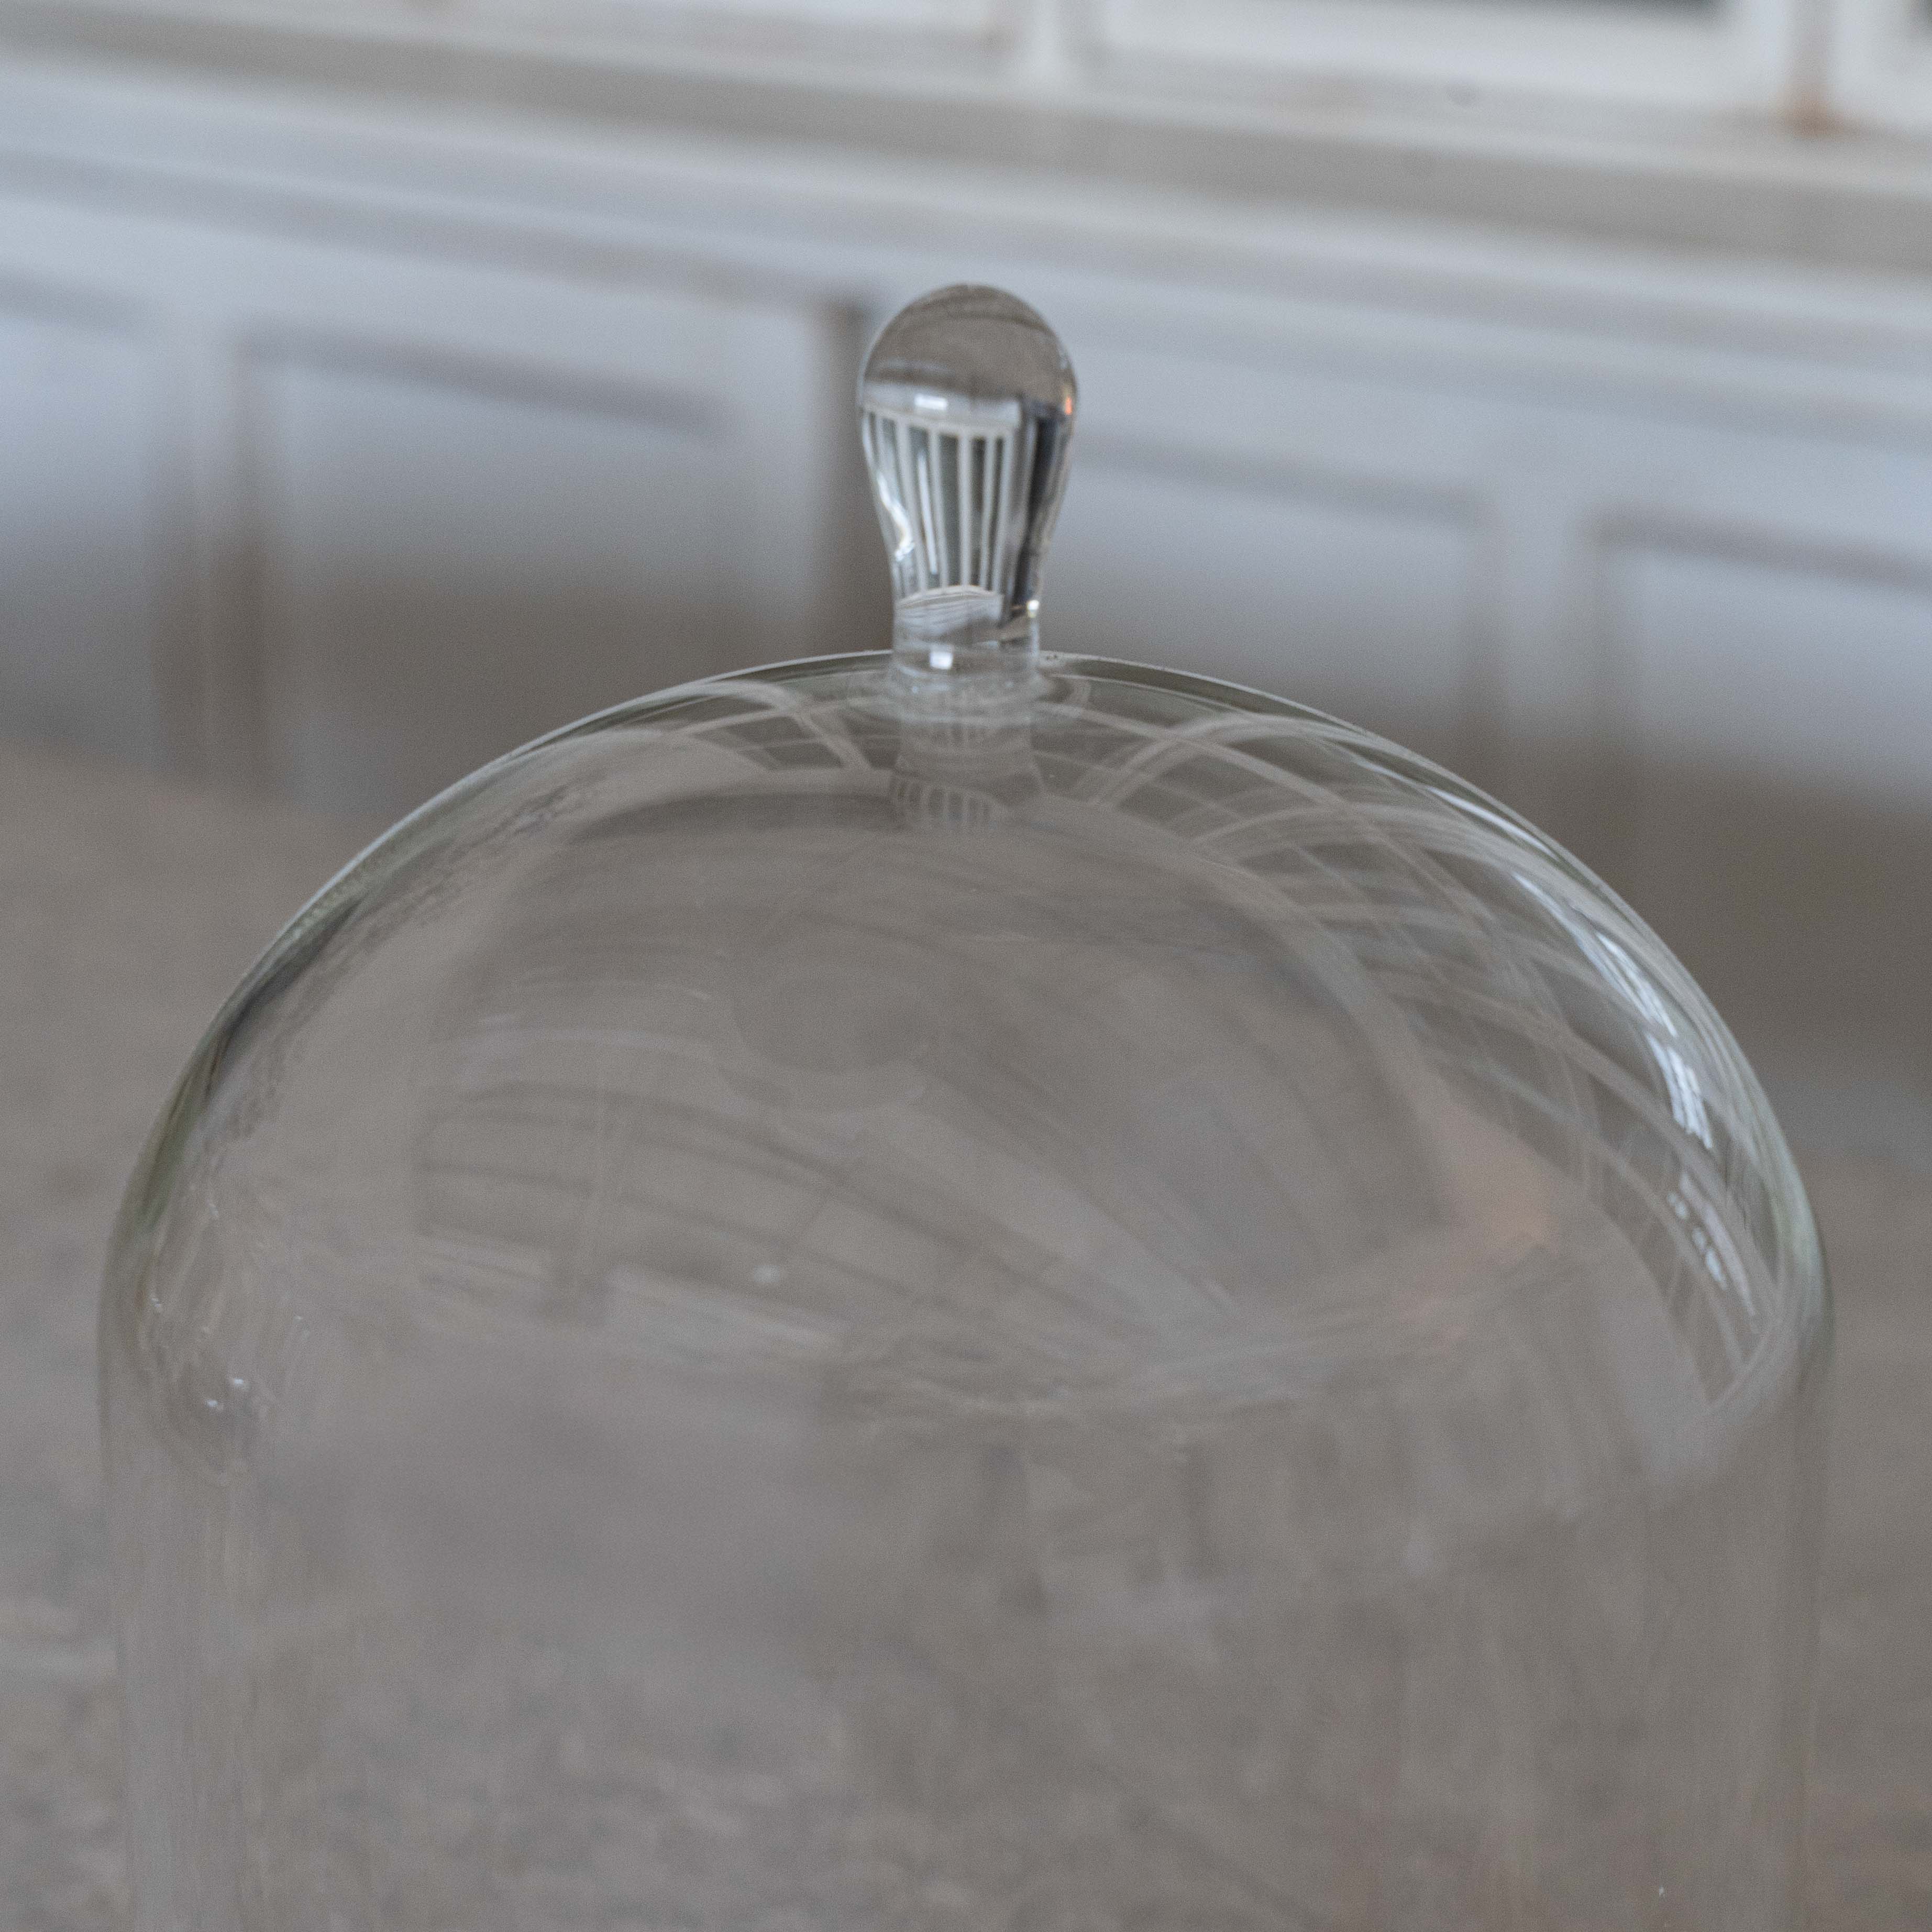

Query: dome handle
[[858, 285, 1077, 684]]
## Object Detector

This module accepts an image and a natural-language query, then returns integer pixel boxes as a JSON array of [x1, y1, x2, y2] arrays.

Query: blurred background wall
[[3, 0, 1931, 1153]]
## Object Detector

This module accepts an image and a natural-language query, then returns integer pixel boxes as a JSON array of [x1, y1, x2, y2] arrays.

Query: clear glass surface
[[104, 286, 1828, 1931], [104, 655, 1827, 1931]]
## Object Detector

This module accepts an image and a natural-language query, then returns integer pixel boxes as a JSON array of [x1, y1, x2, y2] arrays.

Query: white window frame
[[1079, 0, 1807, 123]]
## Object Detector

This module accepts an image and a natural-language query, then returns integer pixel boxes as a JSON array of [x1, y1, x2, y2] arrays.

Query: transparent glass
[[104, 289, 1829, 1932]]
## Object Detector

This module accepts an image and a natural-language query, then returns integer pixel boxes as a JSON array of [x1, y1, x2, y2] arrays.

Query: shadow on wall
[[235, 567, 790, 821]]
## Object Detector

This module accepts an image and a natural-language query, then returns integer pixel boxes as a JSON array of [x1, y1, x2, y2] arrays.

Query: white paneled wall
[[4, 75, 1930, 830], [1053, 450, 1482, 772], [1043, 308, 1932, 826], [256, 348, 729, 814], [0, 174, 855, 816], [1611, 538, 1932, 809], [0, 292, 169, 766], [229, 274, 845, 816], [2, 31, 1931, 1110]]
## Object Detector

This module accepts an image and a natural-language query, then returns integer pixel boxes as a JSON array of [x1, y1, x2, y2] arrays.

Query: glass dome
[[104, 287, 1828, 1932]]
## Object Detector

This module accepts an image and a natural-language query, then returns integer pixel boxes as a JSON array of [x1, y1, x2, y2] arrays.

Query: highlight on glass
[[104, 283, 1830, 1932]]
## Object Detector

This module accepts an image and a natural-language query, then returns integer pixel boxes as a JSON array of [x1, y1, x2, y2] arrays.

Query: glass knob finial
[[859, 285, 1077, 679]]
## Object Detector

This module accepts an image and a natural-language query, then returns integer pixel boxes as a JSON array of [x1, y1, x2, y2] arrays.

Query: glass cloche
[[104, 286, 1829, 1932]]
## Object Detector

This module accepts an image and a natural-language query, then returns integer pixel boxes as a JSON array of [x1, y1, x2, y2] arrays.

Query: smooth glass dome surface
[[105, 290, 1828, 1932]]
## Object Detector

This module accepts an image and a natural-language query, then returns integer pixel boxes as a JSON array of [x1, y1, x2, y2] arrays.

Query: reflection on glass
[[104, 286, 1827, 1932]]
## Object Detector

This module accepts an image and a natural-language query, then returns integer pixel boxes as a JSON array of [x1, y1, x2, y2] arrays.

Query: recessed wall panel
[[1615, 543, 1932, 809], [1598, 537, 1932, 1103], [0, 302, 163, 766], [1051, 455, 1480, 769], [255, 349, 733, 819]]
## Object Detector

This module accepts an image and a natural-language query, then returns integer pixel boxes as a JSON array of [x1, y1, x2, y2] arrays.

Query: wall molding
[[4, 5, 1932, 283], [5, 49, 1932, 438]]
